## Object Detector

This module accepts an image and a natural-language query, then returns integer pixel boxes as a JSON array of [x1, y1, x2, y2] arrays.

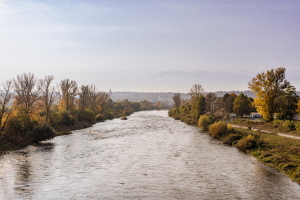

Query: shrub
[[223, 133, 242, 145], [121, 116, 127, 120], [59, 110, 71, 126], [122, 107, 133, 116], [31, 123, 56, 142], [107, 112, 114, 120], [227, 123, 233, 132], [174, 115, 180, 120], [209, 121, 228, 138], [296, 121, 300, 133], [198, 114, 211, 131], [252, 151, 261, 157], [237, 135, 256, 150], [95, 114, 105, 122], [6, 109, 36, 133], [180, 116, 186, 122], [282, 120, 295, 132], [83, 109, 95, 122], [293, 168, 300, 183], [185, 118, 193, 125], [273, 119, 281, 128]]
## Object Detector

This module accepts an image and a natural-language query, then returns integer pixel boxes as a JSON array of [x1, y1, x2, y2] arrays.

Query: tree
[[193, 95, 206, 118], [274, 85, 298, 120], [206, 93, 217, 114], [77, 85, 90, 112], [13, 72, 40, 114], [222, 93, 235, 114], [155, 101, 162, 109], [0, 80, 18, 131], [189, 84, 204, 103], [89, 85, 102, 112], [58, 79, 78, 111], [233, 93, 252, 116], [172, 93, 181, 108], [249, 67, 296, 120], [39, 75, 58, 123]]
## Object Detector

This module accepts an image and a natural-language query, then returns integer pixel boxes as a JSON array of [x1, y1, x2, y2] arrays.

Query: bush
[[252, 151, 261, 157], [293, 167, 300, 183], [59, 110, 71, 126], [273, 119, 281, 128], [296, 121, 300, 133], [122, 107, 133, 116], [185, 118, 193, 125], [237, 135, 256, 150], [107, 112, 114, 120], [227, 123, 233, 132], [121, 116, 127, 120], [95, 114, 105, 122], [31, 123, 56, 142], [282, 120, 295, 132], [180, 116, 186, 122], [209, 121, 228, 138], [6, 109, 36, 133], [83, 109, 95, 122], [223, 134, 242, 145], [198, 114, 211, 131]]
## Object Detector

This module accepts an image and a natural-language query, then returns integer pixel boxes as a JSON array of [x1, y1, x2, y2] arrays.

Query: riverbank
[[231, 118, 300, 137], [169, 113, 300, 184], [0, 120, 97, 154], [228, 127, 300, 184]]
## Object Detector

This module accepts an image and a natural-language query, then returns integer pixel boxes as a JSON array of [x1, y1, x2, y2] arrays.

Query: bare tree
[[206, 93, 217, 114], [89, 84, 102, 112], [98, 92, 110, 111], [78, 85, 90, 112], [39, 75, 58, 122], [189, 84, 204, 103], [13, 72, 40, 114], [172, 93, 181, 108], [58, 79, 78, 111], [0, 80, 18, 130]]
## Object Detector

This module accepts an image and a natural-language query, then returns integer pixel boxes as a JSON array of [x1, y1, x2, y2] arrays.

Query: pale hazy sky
[[0, 0, 299, 92]]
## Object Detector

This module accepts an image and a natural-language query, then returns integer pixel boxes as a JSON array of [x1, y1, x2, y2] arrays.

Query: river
[[1, 110, 300, 199]]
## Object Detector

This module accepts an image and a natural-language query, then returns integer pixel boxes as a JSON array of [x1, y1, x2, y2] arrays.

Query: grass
[[231, 119, 300, 136], [226, 127, 300, 184]]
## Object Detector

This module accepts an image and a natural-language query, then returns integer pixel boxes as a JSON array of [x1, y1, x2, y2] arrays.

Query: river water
[[0, 110, 300, 199]]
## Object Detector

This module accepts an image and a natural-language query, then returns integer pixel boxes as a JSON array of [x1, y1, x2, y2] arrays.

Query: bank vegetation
[[169, 67, 300, 184], [0, 72, 162, 152]]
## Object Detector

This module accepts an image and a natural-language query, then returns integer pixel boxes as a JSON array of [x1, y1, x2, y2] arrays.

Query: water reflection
[[0, 110, 299, 199]]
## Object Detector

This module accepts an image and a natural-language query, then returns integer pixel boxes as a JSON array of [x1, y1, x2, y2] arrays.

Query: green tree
[[233, 93, 252, 116], [193, 95, 206, 118], [275, 85, 298, 120]]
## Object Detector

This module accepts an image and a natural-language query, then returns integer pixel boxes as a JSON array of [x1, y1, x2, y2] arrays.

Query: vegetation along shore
[[0, 72, 166, 153], [169, 67, 300, 184]]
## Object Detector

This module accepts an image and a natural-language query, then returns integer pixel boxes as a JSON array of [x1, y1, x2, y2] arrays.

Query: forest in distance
[[0, 72, 165, 152], [169, 67, 300, 184]]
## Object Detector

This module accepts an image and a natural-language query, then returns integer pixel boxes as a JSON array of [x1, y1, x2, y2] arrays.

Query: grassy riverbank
[[0, 120, 96, 154], [169, 112, 300, 184], [223, 127, 300, 184], [231, 119, 300, 136]]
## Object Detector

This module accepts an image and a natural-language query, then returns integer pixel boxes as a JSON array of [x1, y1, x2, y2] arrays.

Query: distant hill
[[109, 90, 300, 104]]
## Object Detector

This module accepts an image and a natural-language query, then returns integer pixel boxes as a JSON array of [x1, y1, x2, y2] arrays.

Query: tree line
[[169, 67, 300, 125], [0, 72, 160, 147]]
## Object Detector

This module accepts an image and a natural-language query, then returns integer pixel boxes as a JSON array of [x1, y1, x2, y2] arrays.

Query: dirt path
[[231, 125, 300, 140]]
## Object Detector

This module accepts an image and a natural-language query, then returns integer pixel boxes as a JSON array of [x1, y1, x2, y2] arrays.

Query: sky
[[0, 0, 300, 93]]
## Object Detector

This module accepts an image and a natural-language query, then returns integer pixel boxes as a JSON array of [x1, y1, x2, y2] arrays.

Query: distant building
[[109, 89, 112, 98]]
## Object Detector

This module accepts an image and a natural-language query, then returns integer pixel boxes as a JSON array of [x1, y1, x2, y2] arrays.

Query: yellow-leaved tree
[[248, 67, 298, 121]]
